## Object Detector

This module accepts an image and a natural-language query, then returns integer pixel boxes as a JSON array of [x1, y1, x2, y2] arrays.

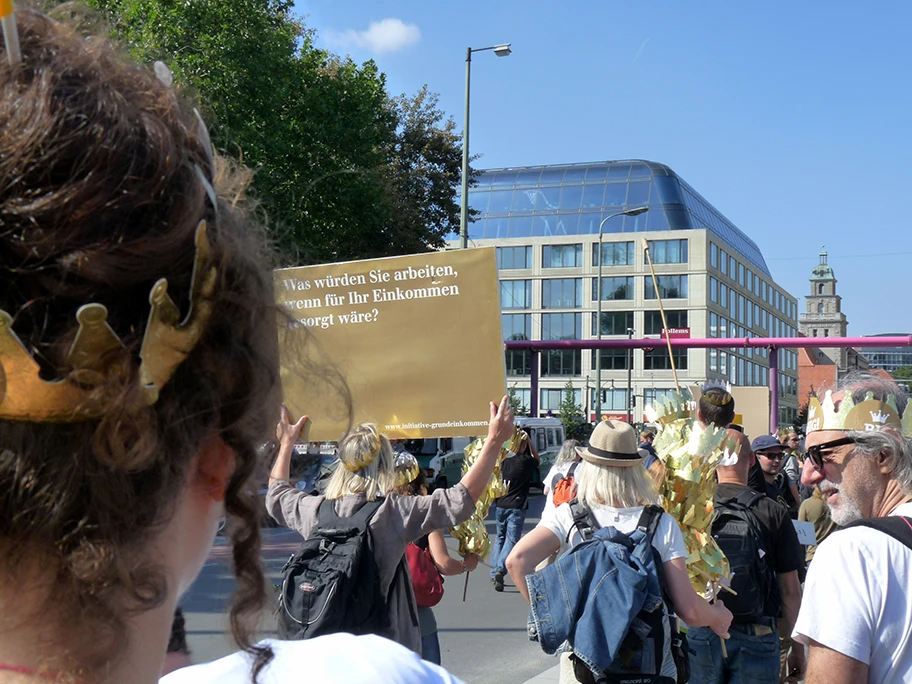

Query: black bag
[[276, 498, 387, 640], [567, 500, 681, 684], [711, 490, 775, 622]]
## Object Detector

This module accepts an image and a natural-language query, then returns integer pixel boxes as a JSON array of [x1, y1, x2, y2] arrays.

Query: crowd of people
[[1, 7, 911, 684]]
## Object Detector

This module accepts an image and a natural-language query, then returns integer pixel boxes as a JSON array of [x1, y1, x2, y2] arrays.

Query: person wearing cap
[[505, 420, 732, 683], [752, 434, 799, 518], [792, 372, 912, 684]]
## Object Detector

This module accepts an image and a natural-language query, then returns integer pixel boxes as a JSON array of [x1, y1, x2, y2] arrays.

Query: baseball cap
[[751, 435, 783, 452]]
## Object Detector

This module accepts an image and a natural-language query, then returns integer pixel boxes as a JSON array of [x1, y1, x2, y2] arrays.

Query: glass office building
[[861, 334, 912, 372], [449, 159, 800, 426]]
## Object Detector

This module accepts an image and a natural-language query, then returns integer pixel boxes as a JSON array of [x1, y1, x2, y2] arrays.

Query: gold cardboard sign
[[275, 248, 506, 442]]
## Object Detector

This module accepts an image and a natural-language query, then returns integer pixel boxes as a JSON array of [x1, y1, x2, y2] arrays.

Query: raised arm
[[459, 396, 515, 503], [268, 405, 310, 488]]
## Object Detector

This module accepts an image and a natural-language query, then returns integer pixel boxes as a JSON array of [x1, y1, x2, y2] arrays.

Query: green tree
[[559, 380, 588, 441], [72, 0, 469, 263], [894, 366, 912, 380], [507, 384, 527, 417]]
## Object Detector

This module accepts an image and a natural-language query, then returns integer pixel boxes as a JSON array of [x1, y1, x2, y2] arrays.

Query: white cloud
[[326, 18, 421, 55]]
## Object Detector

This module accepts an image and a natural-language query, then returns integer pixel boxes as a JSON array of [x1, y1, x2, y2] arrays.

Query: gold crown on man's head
[[0, 222, 216, 423], [806, 389, 912, 438]]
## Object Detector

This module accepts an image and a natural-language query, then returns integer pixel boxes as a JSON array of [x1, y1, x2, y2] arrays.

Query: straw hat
[[576, 420, 644, 468]]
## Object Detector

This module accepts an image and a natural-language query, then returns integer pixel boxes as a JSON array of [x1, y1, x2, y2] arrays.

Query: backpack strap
[[317, 497, 384, 531], [732, 489, 766, 510], [636, 504, 665, 545], [568, 497, 600, 542], [844, 516, 912, 550]]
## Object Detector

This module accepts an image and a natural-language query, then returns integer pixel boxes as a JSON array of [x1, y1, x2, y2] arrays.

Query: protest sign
[[275, 248, 505, 442]]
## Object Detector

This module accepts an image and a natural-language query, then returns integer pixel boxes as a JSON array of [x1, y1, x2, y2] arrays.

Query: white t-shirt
[[539, 501, 688, 563], [159, 634, 463, 684], [793, 502, 912, 684], [542, 461, 577, 517]]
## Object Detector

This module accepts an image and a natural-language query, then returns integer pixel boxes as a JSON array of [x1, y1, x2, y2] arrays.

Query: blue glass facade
[[459, 160, 770, 276]]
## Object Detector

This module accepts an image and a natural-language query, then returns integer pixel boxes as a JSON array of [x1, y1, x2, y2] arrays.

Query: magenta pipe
[[505, 336, 912, 351], [769, 347, 779, 434]]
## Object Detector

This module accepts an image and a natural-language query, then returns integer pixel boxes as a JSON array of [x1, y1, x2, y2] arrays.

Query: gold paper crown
[[807, 390, 912, 438], [0, 222, 216, 423]]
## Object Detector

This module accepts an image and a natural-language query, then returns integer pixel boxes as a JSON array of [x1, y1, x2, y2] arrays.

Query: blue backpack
[[528, 501, 688, 684]]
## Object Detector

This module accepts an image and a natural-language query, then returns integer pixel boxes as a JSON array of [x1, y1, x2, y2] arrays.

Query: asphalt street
[[180, 491, 558, 684]]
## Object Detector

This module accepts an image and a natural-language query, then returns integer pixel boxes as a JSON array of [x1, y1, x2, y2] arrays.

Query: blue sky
[[295, 0, 911, 337]]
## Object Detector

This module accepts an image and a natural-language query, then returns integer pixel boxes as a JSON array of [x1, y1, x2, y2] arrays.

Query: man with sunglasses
[[752, 435, 799, 518], [792, 374, 912, 684]]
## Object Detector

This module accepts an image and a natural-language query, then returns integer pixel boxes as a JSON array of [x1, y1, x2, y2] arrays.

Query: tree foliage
[[559, 380, 588, 441], [71, 0, 468, 263]]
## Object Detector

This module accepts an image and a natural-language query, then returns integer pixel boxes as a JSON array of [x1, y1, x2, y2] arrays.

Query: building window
[[710, 348, 718, 372], [720, 249, 728, 275], [500, 280, 532, 309], [738, 295, 746, 324], [542, 312, 581, 340], [738, 264, 745, 286], [710, 312, 718, 337], [710, 277, 719, 303], [542, 278, 582, 309], [543, 244, 582, 268], [645, 275, 688, 300], [720, 283, 728, 308], [644, 388, 676, 407], [591, 311, 634, 336], [593, 276, 634, 301], [644, 348, 688, 370], [644, 310, 688, 334], [710, 243, 718, 268], [746, 269, 753, 292], [503, 314, 531, 376], [593, 241, 634, 267], [542, 351, 582, 376], [541, 388, 580, 412], [592, 348, 629, 370], [508, 387, 531, 413], [817, 302, 824, 313], [647, 239, 688, 264], [592, 388, 628, 411], [729, 256, 736, 279], [496, 246, 532, 270]]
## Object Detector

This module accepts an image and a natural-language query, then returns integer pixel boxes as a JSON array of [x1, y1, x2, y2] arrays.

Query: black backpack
[[276, 498, 388, 640], [844, 516, 912, 548], [568, 500, 689, 684], [711, 490, 776, 622]]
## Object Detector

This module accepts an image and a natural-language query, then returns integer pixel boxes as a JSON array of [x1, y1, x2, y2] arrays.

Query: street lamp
[[594, 206, 649, 422], [459, 43, 512, 249], [627, 327, 635, 424]]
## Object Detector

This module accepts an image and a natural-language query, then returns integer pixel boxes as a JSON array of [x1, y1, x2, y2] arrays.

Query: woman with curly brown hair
[[0, 7, 466, 684]]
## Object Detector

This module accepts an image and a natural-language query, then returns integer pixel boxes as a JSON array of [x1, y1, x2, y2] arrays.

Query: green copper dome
[[811, 247, 835, 281]]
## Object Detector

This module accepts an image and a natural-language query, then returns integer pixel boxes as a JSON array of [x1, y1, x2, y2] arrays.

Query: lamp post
[[594, 206, 649, 422], [459, 43, 512, 249], [627, 327, 635, 424]]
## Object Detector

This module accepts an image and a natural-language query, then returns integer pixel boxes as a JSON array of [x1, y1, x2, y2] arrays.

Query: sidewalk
[[521, 664, 560, 683]]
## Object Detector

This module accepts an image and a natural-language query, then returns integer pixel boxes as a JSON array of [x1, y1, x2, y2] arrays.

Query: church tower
[[799, 247, 848, 367]]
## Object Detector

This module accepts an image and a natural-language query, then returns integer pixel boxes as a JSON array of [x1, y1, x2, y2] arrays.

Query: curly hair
[[0, 10, 278, 678]]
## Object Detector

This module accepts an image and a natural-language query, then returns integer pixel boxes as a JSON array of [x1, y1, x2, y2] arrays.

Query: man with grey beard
[[793, 372, 912, 684]]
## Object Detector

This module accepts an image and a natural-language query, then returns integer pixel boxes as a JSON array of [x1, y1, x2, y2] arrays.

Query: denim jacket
[[526, 523, 665, 677]]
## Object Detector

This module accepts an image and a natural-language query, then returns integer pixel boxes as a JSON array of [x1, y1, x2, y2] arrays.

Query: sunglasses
[[758, 451, 784, 460], [806, 437, 856, 471]]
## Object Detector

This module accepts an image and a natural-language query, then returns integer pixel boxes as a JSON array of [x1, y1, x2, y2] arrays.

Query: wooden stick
[[0, 1, 21, 66], [642, 239, 680, 391], [462, 571, 469, 602], [710, 581, 729, 659], [693, 567, 738, 595]]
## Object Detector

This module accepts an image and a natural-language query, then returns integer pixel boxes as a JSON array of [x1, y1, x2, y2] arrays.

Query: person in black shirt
[[751, 435, 799, 518], [489, 430, 539, 592], [689, 431, 806, 684]]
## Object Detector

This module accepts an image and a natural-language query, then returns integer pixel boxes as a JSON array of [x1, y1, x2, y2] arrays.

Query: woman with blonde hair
[[266, 401, 514, 656], [506, 420, 731, 683]]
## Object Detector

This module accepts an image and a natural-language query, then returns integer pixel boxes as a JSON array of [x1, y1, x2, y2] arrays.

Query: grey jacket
[[265, 480, 475, 655]]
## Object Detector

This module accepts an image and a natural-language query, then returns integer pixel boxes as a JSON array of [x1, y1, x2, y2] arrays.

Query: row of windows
[[592, 310, 688, 336], [468, 209, 680, 239], [477, 163, 656, 188], [710, 242, 796, 319], [470, 175, 679, 214], [505, 347, 691, 376], [497, 239, 688, 271], [501, 276, 689, 309], [709, 278, 797, 336]]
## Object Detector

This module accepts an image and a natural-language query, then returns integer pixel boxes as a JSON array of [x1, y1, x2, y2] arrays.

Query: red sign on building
[[661, 328, 691, 339]]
